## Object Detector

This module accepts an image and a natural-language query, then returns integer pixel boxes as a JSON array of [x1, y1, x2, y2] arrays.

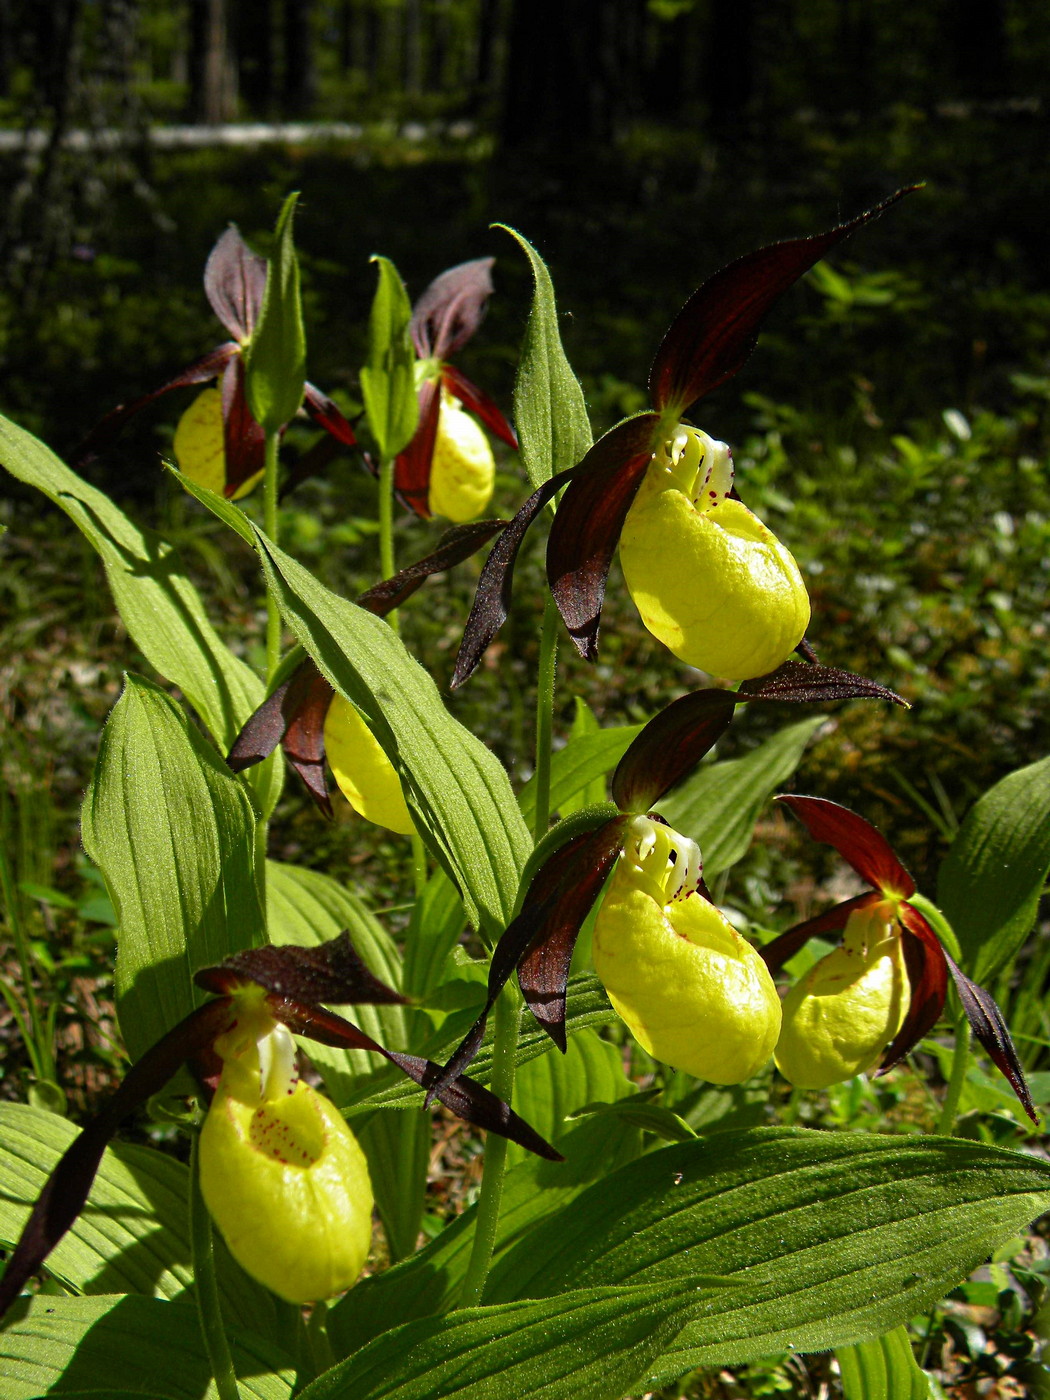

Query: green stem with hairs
[[936, 1012, 972, 1136], [189, 1132, 242, 1400], [378, 455, 399, 635], [263, 429, 282, 682]]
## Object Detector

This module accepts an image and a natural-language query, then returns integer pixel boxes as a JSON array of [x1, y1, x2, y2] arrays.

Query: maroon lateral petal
[[203, 226, 268, 343], [226, 657, 324, 773], [282, 668, 336, 817], [70, 342, 238, 469], [546, 412, 662, 662], [442, 365, 518, 450], [451, 469, 570, 688], [777, 794, 916, 899], [648, 188, 919, 415], [0, 998, 235, 1321], [611, 689, 738, 814], [195, 930, 408, 1007], [878, 901, 950, 1072], [943, 951, 1038, 1124], [517, 818, 632, 1050], [272, 999, 560, 1161], [394, 378, 442, 519], [410, 257, 495, 360], [221, 354, 267, 496], [356, 520, 509, 619], [425, 816, 631, 1103], [302, 382, 359, 447], [740, 659, 907, 707], [759, 891, 880, 973]]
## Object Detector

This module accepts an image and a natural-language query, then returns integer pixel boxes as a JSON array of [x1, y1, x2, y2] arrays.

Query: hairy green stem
[[936, 1013, 972, 1136], [410, 830, 428, 900], [378, 455, 399, 634], [0, 843, 53, 1083], [263, 430, 282, 682], [532, 595, 559, 844], [189, 1132, 242, 1400], [458, 986, 520, 1308]]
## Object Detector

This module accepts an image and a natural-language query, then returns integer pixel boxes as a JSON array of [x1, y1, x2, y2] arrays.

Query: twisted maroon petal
[[777, 795, 916, 898], [394, 378, 441, 519], [649, 188, 919, 415], [303, 382, 358, 447], [442, 365, 518, 450], [220, 353, 267, 496], [942, 949, 1038, 1124], [876, 901, 949, 1072], [196, 930, 408, 1007], [546, 412, 662, 662], [611, 689, 738, 814], [740, 660, 907, 707], [357, 520, 509, 619], [759, 891, 882, 974]]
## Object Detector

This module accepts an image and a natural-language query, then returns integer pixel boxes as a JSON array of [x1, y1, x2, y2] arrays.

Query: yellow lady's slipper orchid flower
[[774, 897, 911, 1090], [593, 816, 781, 1083], [619, 427, 810, 680], [173, 387, 262, 500], [427, 389, 497, 523], [323, 692, 415, 835], [199, 996, 373, 1305]]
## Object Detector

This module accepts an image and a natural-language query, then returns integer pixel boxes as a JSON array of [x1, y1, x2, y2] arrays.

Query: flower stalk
[[189, 1131, 243, 1400]]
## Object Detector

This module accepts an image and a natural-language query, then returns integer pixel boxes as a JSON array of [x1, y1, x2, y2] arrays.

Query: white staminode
[[623, 814, 703, 905], [658, 427, 735, 512], [255, 1020, 299, 1101]]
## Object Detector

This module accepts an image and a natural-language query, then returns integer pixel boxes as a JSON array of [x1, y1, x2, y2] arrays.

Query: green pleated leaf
[[401, 866, 466, 998], [82, 674, 265, 1061], [658, 716, 825, 873], [302, 1281, 710, 1400], [498, 225, 592, 490], [572, 1096, 699, 1144], [837, 1325, 933, 1400], [264, 859, 428, 1261], [0, 1294, 293, 1400], [0, 413, 279, 816], [508, 1027, 634, 1164], [0, 1104, 278, 1336], [936, 754, 1050, 984], [518, 721, 644, 828], [360, 255, 419, 460], [485, 1127, 1050, 1381], [244, 191, 306, 433]]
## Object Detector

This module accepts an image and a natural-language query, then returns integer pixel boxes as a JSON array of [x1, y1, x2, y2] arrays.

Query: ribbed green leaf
[[0, 1294, 293, 1400], [518, 722, 644, 828], [485, 1128, 1050, 1380], [328, 1114, 642, 1361], [265, 859, 428, 1262], [937, 754, 1050, 983], [244, 191, 306, 433], [0, 413, 279, 815], [360, 256, 419, 459], [82, 674, 265, 1060], [659, 716, 825, 873], [401, 866, 465, 998], [0, 1104, 278, 1336], [498, 225, 592, 489], [508, 1028, 633, 1165], [837, 1325, 933, 1400], [302, 1281, 708, 1400]]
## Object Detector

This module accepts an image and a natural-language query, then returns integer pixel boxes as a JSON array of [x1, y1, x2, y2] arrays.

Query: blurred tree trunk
[[283, 0, 315, 115], [188, 0, 238, 122], [235, 0, 274, 115]]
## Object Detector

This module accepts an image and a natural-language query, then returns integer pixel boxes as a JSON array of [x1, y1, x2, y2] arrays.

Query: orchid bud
[[427, 390, 495, 523], [618, 426, 809, 679], [173, 387, 261, 500], [774, 899, 911, 1090], [592, 816, 781, 1083], [199, 992, 373, 1304], [323, 692, 415, 835]]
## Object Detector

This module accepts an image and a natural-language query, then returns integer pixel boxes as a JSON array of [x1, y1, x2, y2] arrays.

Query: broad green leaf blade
[[498, 225, 592, 490], [265, 859, 428, 1261], [937, 754, 1050, 983], [401, 865, 466, 998], [82, 674, 265, 1060], [518, 721, 644, 828], [300, 1281, 706, 1400], [0, 413, 279, 815], [360, 255, 419, 459], [0, 1104, 278, 1336], [244, 191, 306, 433], [837, 1325, 933, 1400], [509, 1027, 634, 1165], [485, 1127, 1050, 1379], [659, 716, 825, 873], [327, 1113, 643, 1360], [0, 1294, 293, 1400], [252, 523, 531, 934]]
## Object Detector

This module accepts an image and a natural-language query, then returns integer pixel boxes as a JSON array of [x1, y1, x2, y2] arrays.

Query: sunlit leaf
[[361, 255, 419, 460], [836, 1325, 933, 1400], [244, 191, 306, 433]]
